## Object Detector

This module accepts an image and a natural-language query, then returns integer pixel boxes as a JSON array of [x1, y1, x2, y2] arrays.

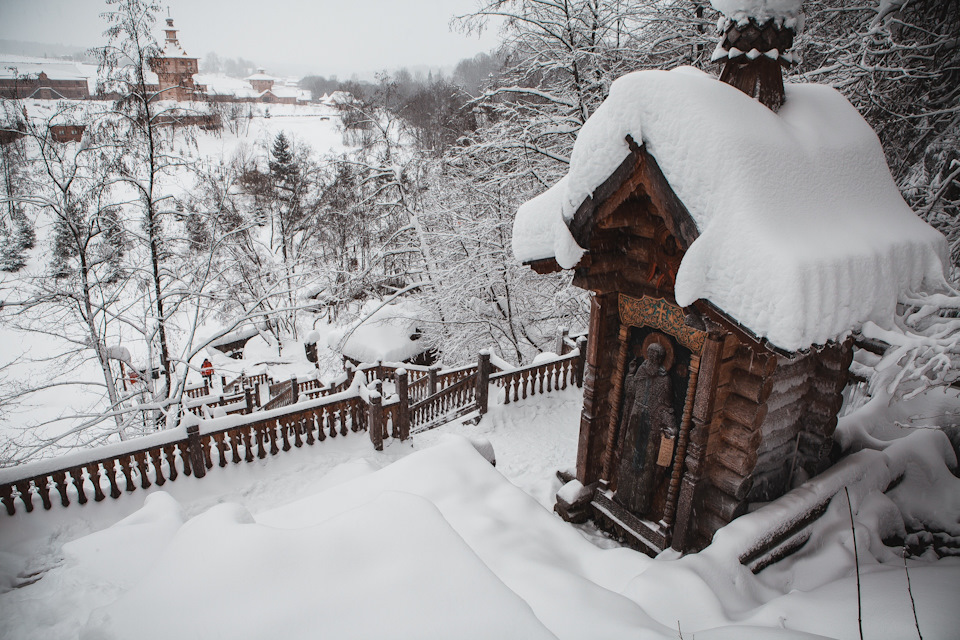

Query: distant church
[[148, 17, 206, 102]]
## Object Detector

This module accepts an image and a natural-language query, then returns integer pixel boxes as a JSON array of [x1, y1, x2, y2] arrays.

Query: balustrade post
[[575, 336, 588, 388], [396, 368, 410, 441], [556, 325, 569, 355], [186, 424, 206, 479], [428, 365, 439, 396], [477, 350, 491, 416], [291, 376, 299, 404], [245, 388, 254, 414], [369, 392, 384, 451]]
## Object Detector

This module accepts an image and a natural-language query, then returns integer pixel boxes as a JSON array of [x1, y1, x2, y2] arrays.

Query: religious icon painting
[[614, 326, 692, 522]]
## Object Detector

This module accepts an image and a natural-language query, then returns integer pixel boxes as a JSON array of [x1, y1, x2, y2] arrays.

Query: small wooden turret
[[713, 13, 799, 112]]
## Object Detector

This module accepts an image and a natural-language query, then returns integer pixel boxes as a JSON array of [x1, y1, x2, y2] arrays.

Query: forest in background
[[0, 0, 957, 461]]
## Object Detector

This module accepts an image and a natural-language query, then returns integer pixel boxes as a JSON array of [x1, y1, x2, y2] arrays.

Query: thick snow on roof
[[328, 299, 430, 364], [711, 0, 801, 21], [513, 67, 948, 351]]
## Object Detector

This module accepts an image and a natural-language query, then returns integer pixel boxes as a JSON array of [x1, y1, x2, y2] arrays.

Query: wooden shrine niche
[[604, 294, 706, 530]]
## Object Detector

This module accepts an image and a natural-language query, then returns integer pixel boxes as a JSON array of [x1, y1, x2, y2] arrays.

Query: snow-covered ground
[[0, 101, 349, 455], [2, 385, 958, 640]]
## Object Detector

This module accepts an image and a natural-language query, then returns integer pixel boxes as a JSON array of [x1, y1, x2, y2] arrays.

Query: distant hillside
[[0, 39, 94, 63]]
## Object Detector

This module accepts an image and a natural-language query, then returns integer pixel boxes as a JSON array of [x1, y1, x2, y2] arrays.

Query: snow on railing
[[0, 328, 587, 516]]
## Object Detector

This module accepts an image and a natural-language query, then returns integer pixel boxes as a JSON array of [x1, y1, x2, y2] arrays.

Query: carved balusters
[[281, 419, 292, 451], [134, 452, 151, 489], [163, 445, 179, 481], [304, 413, 316, 445], [227, 430, 241, 464], [201, 435, 214, 470], [328, 407, 338, 439], [36, 476, 53, 510], [119, 456, 136, 493], [87, 463, 106, 501], [255, 426, 268, 459], [104, 461, 122, 498], [212, 433, 228, 467], [242, 427, 255, 462], [69, 467, 88, 504], [1, 483, 16, 515], [15, 480, 34, 512], [293, 416, 304, 448], [315, 411, 326, 442], [340, 407, 348, 436], [268, 421, 280, 455]]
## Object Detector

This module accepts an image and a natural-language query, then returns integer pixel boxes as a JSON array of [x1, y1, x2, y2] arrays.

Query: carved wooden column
[[659, 352, 701, 535], [672, 335, 723, 551], [599, 325, 631, 486], [576, 292, 620, 485]]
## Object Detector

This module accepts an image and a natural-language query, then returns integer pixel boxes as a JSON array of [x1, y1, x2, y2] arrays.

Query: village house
[[515, 4, 948, 555], [0, 61, 92, 100]]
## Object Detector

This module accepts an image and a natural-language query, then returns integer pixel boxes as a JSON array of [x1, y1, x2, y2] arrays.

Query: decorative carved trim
[[619, 294, 707, 353]]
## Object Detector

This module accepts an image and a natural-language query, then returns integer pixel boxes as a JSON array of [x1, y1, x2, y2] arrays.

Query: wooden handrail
[[0, 331, 587, 517]]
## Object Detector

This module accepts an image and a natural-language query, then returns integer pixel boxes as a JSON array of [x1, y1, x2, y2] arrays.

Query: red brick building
[[0, 64, 91, 100], [147, 18, 205, 102]]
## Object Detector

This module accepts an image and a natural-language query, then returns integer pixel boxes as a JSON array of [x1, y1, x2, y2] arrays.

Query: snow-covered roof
[[711, 0, 802, 22], [513, 67, 948, 351], [161, 39, 192, 59], [245, 71, 276, 82], [329, 300, 430, 364]]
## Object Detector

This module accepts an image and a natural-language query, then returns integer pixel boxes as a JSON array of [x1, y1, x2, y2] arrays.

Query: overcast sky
[[0, 0, 501, 78]]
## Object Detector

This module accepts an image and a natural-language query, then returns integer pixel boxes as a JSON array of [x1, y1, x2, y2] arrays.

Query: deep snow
[[2, 385, 959, 640]]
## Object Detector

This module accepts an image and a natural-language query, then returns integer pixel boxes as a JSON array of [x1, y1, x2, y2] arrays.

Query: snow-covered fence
[[491, 338, 586, 405], [0, 385, 370, 517], [0, 329, 587, 516]]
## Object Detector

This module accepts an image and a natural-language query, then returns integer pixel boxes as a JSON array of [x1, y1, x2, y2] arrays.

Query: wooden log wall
[[695, 337, 852, 548]]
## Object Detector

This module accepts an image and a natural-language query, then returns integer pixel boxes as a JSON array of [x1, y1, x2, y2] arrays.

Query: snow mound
[[514, 67, 948, 351], [328, 299, 430, 364]]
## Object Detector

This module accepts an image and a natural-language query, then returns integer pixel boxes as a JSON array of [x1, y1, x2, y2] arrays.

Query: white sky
[[0, 0, 501, 78]]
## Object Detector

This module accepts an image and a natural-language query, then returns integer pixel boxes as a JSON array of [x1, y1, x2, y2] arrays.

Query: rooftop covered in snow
[[328, 300, 431, 365], [513, 67, 948, 351]]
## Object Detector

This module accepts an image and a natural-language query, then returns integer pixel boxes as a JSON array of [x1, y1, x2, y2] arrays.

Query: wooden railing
[[0, 385, 369, 516], [0, 328, 586, 517], [410, 370, 478, 433], [491, 347, 585, 405]]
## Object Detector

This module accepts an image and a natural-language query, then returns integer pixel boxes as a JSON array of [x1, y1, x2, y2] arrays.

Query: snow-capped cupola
[[513, 63, 949, 555], [710, 0, 803, 111]]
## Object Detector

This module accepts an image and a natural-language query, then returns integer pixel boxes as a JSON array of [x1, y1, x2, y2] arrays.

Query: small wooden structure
[[535, 140, 852, 553], [524, 14, 866, 554]]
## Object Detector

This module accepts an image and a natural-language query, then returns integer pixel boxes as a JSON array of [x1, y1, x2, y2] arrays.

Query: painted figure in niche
[[616, 343, 677, 515]]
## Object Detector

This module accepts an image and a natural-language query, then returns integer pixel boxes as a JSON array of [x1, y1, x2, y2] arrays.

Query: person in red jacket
[[201, 358, 214, 383]]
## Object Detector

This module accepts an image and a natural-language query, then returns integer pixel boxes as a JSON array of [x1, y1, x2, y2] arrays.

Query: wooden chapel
[[521, 14, 859, 555]]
